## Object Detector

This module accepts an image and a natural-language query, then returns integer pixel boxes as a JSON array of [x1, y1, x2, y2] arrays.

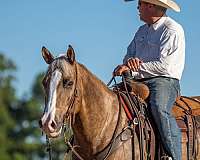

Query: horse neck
[[76, 63, 119, 123], [73, 63, 121, 153]]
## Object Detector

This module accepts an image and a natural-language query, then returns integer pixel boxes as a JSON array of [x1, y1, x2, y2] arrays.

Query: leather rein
[[61, 74, 130, 160]]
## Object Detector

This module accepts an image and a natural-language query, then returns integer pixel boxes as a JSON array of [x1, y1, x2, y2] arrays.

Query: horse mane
[[77, 62, 112, 92]]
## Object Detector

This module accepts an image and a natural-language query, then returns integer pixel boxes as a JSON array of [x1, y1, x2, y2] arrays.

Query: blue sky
[[0, 0, 199, 97]]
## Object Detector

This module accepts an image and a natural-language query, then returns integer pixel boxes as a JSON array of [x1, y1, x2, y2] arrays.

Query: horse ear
[[67, 45, 75, 64], [42, 46, 54, 64]]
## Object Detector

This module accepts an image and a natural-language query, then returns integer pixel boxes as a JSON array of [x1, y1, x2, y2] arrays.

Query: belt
[[135, 76, 179, 82]]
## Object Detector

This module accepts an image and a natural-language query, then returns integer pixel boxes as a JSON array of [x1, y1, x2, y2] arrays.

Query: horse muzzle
[[39, 115, 63, 138]]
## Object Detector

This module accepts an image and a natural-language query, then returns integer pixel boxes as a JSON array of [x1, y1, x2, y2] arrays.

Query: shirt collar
[[151, 15, 167, 30]]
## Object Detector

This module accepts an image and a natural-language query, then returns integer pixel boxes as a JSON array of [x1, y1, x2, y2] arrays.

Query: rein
[[62, 76, 132, 160], [63, 76, 125, 160], [91, 76, 140, 160]]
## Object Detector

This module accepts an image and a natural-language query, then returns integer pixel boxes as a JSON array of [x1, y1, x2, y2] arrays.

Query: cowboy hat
[[124, 0, 180, 12]]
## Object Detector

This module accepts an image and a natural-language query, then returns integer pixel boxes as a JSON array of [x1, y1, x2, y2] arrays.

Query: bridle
[[63, 58, 78, 123]]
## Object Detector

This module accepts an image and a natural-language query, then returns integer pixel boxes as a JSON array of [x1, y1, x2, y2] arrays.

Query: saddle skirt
[[173, 96, 200, 118]]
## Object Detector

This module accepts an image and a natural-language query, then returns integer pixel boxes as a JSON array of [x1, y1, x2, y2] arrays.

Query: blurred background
[[0, 0, 199, 159]]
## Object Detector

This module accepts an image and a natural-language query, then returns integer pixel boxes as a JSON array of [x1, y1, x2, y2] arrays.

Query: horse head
[[39, 45, 78, 138]]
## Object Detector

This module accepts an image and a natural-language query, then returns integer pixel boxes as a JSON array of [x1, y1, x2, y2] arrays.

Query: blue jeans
[[143, 77, 181, 160]]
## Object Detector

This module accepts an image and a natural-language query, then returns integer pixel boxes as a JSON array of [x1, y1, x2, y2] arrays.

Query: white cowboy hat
[[124, 0, 180, 12]]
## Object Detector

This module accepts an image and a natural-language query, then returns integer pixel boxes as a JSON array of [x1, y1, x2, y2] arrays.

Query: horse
[[39, 45, 200, 160]]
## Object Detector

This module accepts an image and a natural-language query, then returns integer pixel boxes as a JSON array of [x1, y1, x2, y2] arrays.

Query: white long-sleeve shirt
[[123, 16, 185, 80]]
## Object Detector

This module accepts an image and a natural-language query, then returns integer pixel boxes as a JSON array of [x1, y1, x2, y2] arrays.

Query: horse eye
[[63, 79, 74, 88]]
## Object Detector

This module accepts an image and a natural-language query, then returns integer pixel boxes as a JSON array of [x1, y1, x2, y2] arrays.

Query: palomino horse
[[39, 45, 200, 160]]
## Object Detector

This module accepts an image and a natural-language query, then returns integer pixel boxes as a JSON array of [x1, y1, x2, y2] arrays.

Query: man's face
[[137, 0, 152, 23]]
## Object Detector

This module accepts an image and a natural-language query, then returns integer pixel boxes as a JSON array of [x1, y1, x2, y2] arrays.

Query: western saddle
[[115, 78, 200, 160]]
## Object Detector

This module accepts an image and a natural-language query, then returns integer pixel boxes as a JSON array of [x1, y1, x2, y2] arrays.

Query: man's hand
[[126, 57, 142, 72], [113, 64, 130, 76]]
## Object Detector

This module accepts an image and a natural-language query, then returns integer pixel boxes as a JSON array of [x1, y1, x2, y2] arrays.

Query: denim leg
[[144, 77, 182, 160]]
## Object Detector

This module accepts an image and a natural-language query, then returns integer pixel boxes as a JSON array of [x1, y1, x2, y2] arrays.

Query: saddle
[[116, 79, 200, 160]]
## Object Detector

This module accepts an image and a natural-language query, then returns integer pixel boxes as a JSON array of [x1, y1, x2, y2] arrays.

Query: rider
[[114, 0, 185, 159]]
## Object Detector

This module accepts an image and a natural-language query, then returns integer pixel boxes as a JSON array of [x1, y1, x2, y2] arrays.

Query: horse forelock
[[49, 56, 75, 74]]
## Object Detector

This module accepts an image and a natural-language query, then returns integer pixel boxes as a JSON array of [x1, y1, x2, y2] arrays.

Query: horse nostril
[[38, 120, 43, 128], [48, 120, 57, 132], [51, 120, 57, 129]]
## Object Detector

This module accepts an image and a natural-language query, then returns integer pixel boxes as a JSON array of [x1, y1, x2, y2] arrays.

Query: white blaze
[[41, 70, 62, 127]]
